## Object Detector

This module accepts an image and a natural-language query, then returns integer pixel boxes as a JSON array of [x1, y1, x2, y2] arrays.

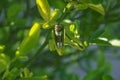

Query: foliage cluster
[[0, 0, 120, 80]]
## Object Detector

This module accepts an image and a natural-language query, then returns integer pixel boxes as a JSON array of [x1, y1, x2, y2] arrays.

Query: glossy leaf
[[50, 9, 61, 22], [42, 22, 50, 29], [36, 0, 50, 21], [70, 23, 75, 33], [16, 22, 40, 56], [88, 3, 105, 15], [90, 39, 111, 46], [109, 39, 120, 47]]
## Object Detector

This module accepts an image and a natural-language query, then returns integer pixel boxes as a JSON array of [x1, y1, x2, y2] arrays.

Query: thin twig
[[25, 39, 48, 68]]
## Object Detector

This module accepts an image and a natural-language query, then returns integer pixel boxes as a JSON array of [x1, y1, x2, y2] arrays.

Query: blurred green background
[[0, 0, 120, 80]]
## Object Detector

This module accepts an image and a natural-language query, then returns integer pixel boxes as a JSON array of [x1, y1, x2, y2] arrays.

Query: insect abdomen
[[54, 24, 63, 48]]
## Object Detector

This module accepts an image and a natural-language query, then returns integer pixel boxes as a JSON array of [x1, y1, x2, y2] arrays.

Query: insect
[[54, 24, 64, 48]]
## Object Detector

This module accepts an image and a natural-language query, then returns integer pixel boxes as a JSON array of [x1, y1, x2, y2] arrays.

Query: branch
[[105, 17, 120, 23], [24, 39, 48, 68], [57, 3, 74, 23]]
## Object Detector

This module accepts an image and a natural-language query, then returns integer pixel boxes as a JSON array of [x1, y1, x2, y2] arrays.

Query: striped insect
[[54, 24, 64, 48]]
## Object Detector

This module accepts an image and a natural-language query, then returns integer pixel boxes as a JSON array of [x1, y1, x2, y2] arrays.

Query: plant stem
[[24, 39, 48, 68], [57, 9, 69, 23], [57, 4, 73, 23]]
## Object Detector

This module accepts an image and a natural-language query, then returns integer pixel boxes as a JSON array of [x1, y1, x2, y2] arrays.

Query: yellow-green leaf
[[75, 3, 88, 10], [48, 39, 55, 51], [36, 0, 50, 21], [0, 45, 5, 53], [50, 9, 60, 22], [23, 68, 33, 77], [20, 75, 47, 80], [16, 22, 40, 56], [88, 3, 105, 15], [65, 34, 84, 51], [70, 24, 75, 33], [42, 22, 50, 29], [65, 36, 84, 51], [0, 53, 10, 73]]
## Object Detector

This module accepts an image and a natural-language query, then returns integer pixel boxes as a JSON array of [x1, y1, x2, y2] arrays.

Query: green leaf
[[0, 45, 5, 53], [23, 68, 33, 77], [15, 19, 27, 27], [97, 50, 105, 68], [18, 56, 28, 61], [88, 3, 105, 15], [7, 3, 23, 20], [16, 22, 40, 56], [89, 28, 105, 41], [5, 68, 21, 80], [90, 39, 111, 46], [66, 22, 80, 39], [75, 3, 88, 10], [42, 22, 50, 29], [0, 53, 10, 73], [83, 62, 111, 80], [67, 73, 79, 80], [64, 22, 84, 50], [83, 69, 102, 80], [70, 23, 75, 33], [48, 39, 55, 51], [48, 0, 66, 11], [36, 0, 50, 21], [50, 9, 61, 22], [106, 0, 112, 12], [20, 75, 47, 80], [102, 75, 114, 80], [109, 39, 120, 47], [65, 35, 84, 51], [80, 0, 92, 3], [92, 0, 103, 4]]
